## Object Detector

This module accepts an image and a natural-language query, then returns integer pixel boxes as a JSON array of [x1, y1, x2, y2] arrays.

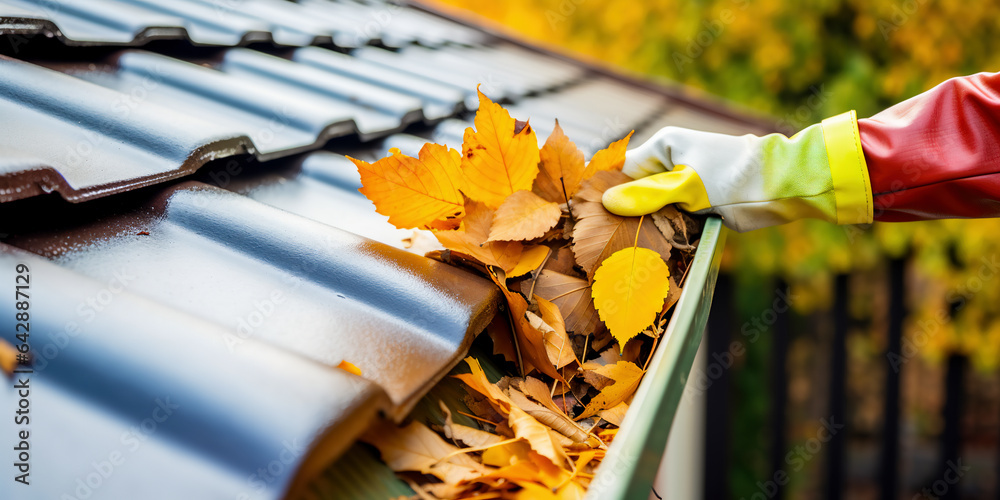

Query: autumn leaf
[[508, 245, 551, 278], [336, 360, 361, 376], [533, 120, 587, 203], [433, 200, 523, 273], [455, 357, 515, 414], [488, 274, 566, 382], [651, 205, 697, 252], [347, 144, 464, 230], [439, 401, 503, 448], [571, 171, 672, 278], [508, 405, 570, 467], [486, 311, 519, 366], [531, 269, 601, 336], [533, 295, 578, 369], [362, 420, 490, 485], [511, 379, 594, 444], [542, 246, 578, 275], [577, 361, 644, 419], [583, 130, 634, 176], [597, 402, 629, 427], [487, 190, 562, 242], [461, 88, 541, 208], [591, 245, 672, 349]]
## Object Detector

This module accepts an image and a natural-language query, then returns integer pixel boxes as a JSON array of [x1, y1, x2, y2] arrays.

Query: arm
[[862, 72, 1000, 221], [602, 72, 1000, 231]]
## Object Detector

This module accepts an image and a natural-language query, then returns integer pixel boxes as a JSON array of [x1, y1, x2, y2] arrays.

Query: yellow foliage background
[[432, 0, 1000, 370]]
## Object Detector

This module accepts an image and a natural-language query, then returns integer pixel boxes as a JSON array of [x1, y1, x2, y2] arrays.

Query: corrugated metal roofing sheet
[[0, 0, 486, 47], [0, 3, 776, 499]]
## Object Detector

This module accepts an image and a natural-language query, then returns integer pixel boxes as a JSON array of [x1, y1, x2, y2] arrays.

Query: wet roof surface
[[0, 1, 771, 499]]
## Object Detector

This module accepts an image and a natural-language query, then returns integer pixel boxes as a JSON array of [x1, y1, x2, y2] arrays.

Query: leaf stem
[[560, 176, 575, 222]]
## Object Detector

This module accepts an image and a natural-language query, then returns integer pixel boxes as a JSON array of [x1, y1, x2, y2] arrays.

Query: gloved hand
[[601, 111, 874, 232]]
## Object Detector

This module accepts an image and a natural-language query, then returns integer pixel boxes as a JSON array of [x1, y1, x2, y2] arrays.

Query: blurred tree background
[[429, 0, 1000, 497]]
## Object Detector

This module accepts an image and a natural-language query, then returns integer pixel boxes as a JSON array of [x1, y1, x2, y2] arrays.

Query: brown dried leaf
[[507, 389, 589, 444], [440, 401, 503, 448], [533, 120, 587, 203], [361, 420, 489, 486], [486, 311, 518, 366], [489, 273, 565, 381], [651, 205, 696, 252], [532, 269, 601, 336], [532, 296, 578, 369], [571, 171, 672, 278], [543, 246, 579, 276]]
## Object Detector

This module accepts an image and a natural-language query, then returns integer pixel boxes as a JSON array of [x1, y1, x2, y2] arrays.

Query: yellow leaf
[[433, 200, 523, 273], [361, 420, 489, 486], [591, 246, 671, 348], [571, 171, 672, 278], [487, 190, 562, 242], [336, 360, 361, 376], [461, 88, 540, 208], [583, 130, 634, 176], [508, 245, 551, 278], [577, 361, 644, 420], [481, 439, 532, 467], [347, 144, 464, 230], [533, 120, 586, 203], [508, 405, 570, 467]]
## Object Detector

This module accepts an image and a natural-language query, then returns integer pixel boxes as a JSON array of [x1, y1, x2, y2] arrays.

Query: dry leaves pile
[[348, 87, 701, 499]]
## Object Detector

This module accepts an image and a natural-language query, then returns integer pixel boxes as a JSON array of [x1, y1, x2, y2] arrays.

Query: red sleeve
[[859, 72, 1000, 222]]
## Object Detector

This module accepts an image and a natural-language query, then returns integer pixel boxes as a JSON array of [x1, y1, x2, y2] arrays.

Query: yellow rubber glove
[[601, 112, 873, 232]]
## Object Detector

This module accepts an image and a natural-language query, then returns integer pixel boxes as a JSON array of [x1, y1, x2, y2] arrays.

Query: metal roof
[[0, 2, 773, 499], [0, 0, 486, 47]]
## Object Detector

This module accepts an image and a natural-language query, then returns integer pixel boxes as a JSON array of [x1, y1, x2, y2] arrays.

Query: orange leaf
[[433, 200, 523, 273], [583, 130, 634, 177], [533, 295, 578, 369], [487, 190, 562, 242], [508, 406, 570, 467], [576, 361, 644, 419], [533, 120, 586, 203], [461, 88, 540, 208], [336, 360, 361, 376], [348, 144, 464, 230], [490, 273, 566, 382], [508, 245, 551, 278]]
